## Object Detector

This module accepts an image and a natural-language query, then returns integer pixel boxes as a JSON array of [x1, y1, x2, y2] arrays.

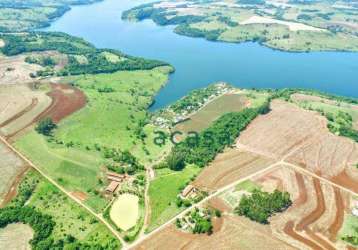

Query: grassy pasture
[[174, 94, 248, 133], [124, 0, 358, 52], [291, 93, 358, 130], [339, 214, 358, 246], [147, 165, 201, 232], [15, 131, 107, 212], [55, 67, 171, 152], [20, 170, 120, 248]]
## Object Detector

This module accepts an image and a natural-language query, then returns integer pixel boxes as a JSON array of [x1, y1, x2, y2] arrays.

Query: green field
[[235, 180, 261, 192], [147, 165, 201, 232], [174, 94, 248, 133], [339, 214, 358, 247], [11, 170, 120, 248], [15, 66, 173, 211], [15, 131, 107, 212], [123, 0, 358, 52], [174, 91, 268, 134], [56, 67, 172, 159], [0, 0, 101, 32]]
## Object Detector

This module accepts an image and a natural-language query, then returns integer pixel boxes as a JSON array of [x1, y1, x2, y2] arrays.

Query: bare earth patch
[[0, 39, 4, 48], [0, 223, 33, 250], [110, 194, 139, 231], [134, 215, 295, 250], [0, 55, 42, 85], [193, 148, 275, 191], [254, 166, 353, 249], [237, 100, 358, 189], [0, 84, 52, 138], [240, 16, 326, 32], [0, 140, 27, 206]]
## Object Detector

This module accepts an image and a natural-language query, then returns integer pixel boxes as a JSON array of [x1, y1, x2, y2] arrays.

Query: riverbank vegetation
[[0, 0, 102, 32], [0, 32, 169, 76], [123, 0, 358, 52]]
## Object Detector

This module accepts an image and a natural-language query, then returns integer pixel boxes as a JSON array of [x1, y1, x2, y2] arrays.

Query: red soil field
[[40, 83, 86, 123], [6, 83, 86, 139], [284, 221, 324, 250], [328, 188, 345, 241], [331, 170, 358, 193], [293, 172, 308, 207], [296, 178, 325, 231], [208, 196, 232, 213], [71, 191, 88, 202]]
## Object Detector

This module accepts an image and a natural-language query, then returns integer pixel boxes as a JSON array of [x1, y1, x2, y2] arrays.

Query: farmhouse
[[106, 181, 120, 194], [107, 171, 126, 182], [181, 184, 198, 198]]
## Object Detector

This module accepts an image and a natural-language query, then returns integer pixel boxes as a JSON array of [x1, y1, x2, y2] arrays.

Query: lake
[[45, 0, 358, 110]]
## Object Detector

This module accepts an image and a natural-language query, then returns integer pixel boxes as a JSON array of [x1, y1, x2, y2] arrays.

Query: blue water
[[44, 0, 358, 110]]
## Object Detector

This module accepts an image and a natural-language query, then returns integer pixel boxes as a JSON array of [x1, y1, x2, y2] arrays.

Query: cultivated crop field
[[0, 140, 27, 206], [238, 99, 358, 191], [0, 82, 84, 139], [134, 214, 295, 250], [251, 166, 356, 249], [193, 148, 275, 191]]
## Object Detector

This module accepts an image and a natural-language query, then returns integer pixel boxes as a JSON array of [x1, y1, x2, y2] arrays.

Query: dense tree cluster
[[35, 118, 57, 136], [169, 84, 227, 114], [175, 24, 224, 41], [104, 148, 144, 175], [164, 101, 270, 168], [235, 189, 292, 224], [0, 32, 169, 76], [0, 206, 55, 248]]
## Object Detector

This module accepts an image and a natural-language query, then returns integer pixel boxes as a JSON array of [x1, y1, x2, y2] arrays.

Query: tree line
[[162, 101, 270, 170]]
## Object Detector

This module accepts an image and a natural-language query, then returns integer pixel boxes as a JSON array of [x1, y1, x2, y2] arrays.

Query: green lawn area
[[235, 180, 261, 192], [15, 131, 107, 212], [23, 170, 120, 248], [56, 67, 171, 153], [147, 165, 201, 232]]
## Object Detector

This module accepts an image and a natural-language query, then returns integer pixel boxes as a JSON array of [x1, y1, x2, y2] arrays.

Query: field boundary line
[[0, 135, 126, 248]]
